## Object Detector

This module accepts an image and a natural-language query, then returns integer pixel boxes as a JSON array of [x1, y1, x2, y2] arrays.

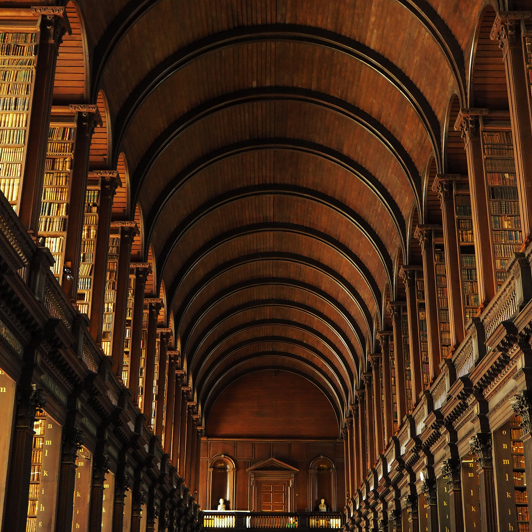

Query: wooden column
[[88, 448, 108, 532], [19, 8, 68, 232], [369, 353, 384, 455], [89, 172, 120, 342], [356, 390, 367, 481], [143, 298, 162, 424], [178, 388, 189, 478], [351, 403, 360, 489], [62, 106, 102, 299], [378, 331, 394, 445], [469, 433, 497, 532], [441, 459, 464, 532], [131, 486, 144, 532], [433, 175, 465, 346], [111, 223, 137, 377], [164, 356, 177, 456], [345, 417, 354, 496], [185, 405, 196, 488], [128, 265, 149, 402], [363, 372, 376, 468], [420, 475, 439, 532], [455, 109, 497, 305], [400, 267, 423, 401], [3, 384, 46, 532], [414, 226, 441, 381], [172, 371, 184, 467], [388, 302, 407, 422], [112, 474, 129, 532], [155, 331, 171, 438], [492, 11, 532, 244]]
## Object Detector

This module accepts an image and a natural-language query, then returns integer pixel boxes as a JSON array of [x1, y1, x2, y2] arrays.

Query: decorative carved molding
[[414, 225, 441, 250], [441, 458, 461, 490], [130, 262, 150, 269], [469, 433, 493, 469], [420, 477, 437, 506], [62, 427, 84, 462], [511, 391, 532, 435], [433, 174, 462, 204], [17, 385, 47, 427], [491, 11, 531, 54], [454, 108, 488, 140], [33, 7, 70, 45]]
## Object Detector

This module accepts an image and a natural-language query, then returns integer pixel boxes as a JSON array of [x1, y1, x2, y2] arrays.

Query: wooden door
[[258, 481, 289, 512]]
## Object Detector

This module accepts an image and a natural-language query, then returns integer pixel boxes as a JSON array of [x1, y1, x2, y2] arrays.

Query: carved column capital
[[414, 225, 440, 250], [511, 391, 532, 435], [32, 7, 70, 47], [62, 426, 84, 463], [387, 301, 403, 319], [441, 458, 461, 490], [433, 174, 462, 204], [70, 104, 103, 136], [491, 11, 531, 55], [95, 171, 121, 199], [377, 330, 392, 349], [454, 108, 489, 141], [469, 432, 493, 468], [420, 477, 437, 506], [17, 385, 47, 427]]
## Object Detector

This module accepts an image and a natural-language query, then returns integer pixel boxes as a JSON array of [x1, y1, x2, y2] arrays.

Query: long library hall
[[2, 1, 532, 532]]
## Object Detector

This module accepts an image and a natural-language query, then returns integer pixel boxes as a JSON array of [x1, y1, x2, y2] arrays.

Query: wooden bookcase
[[511, 415, 529, 531], [415, 271, 430, 388], [434, 240, 451, 359], [400, 306, 413, 412], [121, 271, 135, 386], [480, 118, 522, 289], [39, 110, 77, 282], [76, 175, 100, 316], [389, 337, 398, 433], [137, 305, 149, 411], [72, 446, 92, 531], [101, 231, 120, 357], [454, 183, 479, 324], [26, 411, 45, 532], [150, 337, 161, 428], [0, 27, 37, 213]]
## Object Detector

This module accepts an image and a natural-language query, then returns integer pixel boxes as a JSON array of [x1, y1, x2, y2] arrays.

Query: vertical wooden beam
[[155, 332, 171, 438], [369, 353, 384, 455], [172, 373, 184, 467], [389, 301, 407, 421], [378, 331, 394, 445], [142, 299, 162, 424], [163, 356, 176, 456], [356, 390, 367, 482], [363, 372, 376, 469]]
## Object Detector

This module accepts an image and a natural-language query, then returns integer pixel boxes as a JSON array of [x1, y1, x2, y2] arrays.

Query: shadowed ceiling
[[48, 0, 495, 434]]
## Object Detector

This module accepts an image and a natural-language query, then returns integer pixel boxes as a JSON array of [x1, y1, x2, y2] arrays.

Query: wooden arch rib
[[157, 184, 395, 288], [181, 283, 361, 375], [165, 223, 382, 320], [112, 25, 441, 166], [196, 343, 348, 408], [172, 252, 373, 340], [131, 88, 422, 209], [202, 365, 343, 431]]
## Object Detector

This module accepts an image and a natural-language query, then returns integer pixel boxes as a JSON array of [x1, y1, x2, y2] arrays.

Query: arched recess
[[308, 456, 337, 512], [113, 153, 130, 221], [468, 6, 509, 110], [53, 1, 89, 103], [208, 455, 237, 511], [89, 91, 112, 170]]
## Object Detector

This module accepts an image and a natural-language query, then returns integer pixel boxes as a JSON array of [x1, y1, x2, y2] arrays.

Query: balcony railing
[[202, 512, 343, 530]]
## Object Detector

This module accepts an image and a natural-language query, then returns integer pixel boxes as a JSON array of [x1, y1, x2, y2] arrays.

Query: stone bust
[[319, 498, 327, 512], [217, 498, 226, 511]]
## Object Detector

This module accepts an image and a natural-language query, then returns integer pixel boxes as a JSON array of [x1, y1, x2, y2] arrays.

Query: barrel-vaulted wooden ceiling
[[46, 0, 507, 432]]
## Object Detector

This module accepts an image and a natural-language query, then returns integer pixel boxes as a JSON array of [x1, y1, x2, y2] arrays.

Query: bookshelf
[[389, 337, 398, 433], [101, 231, 120, 357], [511, 415, 529, 532], [137, 305, 149, 411], [480, 123, 522, 289], [434, 241, 451, 359], [151, 337, 160, 428], [415, 272, 430, 388], [121, 271, 135, 386], [39, 113, 76, 281], [400, 306, 413, 411], [76, 176, 100, 316], [0, 29, 37, 213], [26, 411, 45, 532], [454, 184, 479, 324]]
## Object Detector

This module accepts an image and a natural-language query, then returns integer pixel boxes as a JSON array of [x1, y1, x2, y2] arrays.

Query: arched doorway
[[309, 456, 337, 511], [208, 455, 236, 510]]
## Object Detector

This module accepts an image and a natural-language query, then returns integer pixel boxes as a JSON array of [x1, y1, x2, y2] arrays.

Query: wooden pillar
[[420, 476, 439, 532], [356, 390, 367, 481], [112, 475, 128, 532], [363, 372, 376, 468], [351, 404, 360, 489], [129, 265, 149, 402], [2, 384, 46, 532], [155, 331, 171, 438], [164, 356, 177, 456], [19, 9, 68, 233], [433, 175, 465, 346], [131, 486, 144, 532], [89, 172, 120, 342], [143, 299, 162, 424], [345, 418, 354, 496], [492, 11, 532, 244], [172, 373, 184, 467], [179, 389, 189, 478], [388, 302, 407, 422], [414, 226, 441, 380], [441, 459, 464, 532], [404, 493, 419, 532], [54, 419, 83, 532], [400, 267, 423, 400], [369, 353, 384, 455], [455, 109, 497, 305], [111, 223, 137, 377], [378, 331, 394, 445], [88, 449, 108, 532], [62, 106, 102, 299], [185, 406, 195, 488], [469, 433, 497, 532]]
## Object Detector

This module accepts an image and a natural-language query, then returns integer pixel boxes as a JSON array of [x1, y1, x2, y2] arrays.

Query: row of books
[[105, 288, 117, 301], [38, 216, 66, 232], [0, 127, 25, 145], [80, 252, 94, 263], [490, 200, 520, 215], [461, 267, 477, 281], [44, 157, 71, 171], [483, 131, 513, 145], [42, 187, 69, 201], [0, 177, 19, 201], [47, 141, 74, 154], [487, 172, 517, 186], [0, 161, 21, 176], [85, 189, 99, 204], [0, 146, 23, 162], [495, 258, 511, 270], [0, 82, 30, 96], [44, 236, 63, 253], [48, 126, 75, 141], [485, 158, 515, 173], [44, 172, 69, 186], [81, 240, 95, 252], [0, 96, 30, 111], [79, 262, 93, 277], [40, 201, 66, 217], [82, 225, 97, 239], [0, 68, 33, 83], [0, 32, 36, 44], [78, 277, 91, 290], [0, 111, 27, 128], [464, 294, 479, 307], [492, 230, 522, 244], [461, 255, 476, 268], [456, 205, 472, 217], [458, 230, 474, 243], [0, 43, 36, 56], [462, 281, 478, 293], [489, 186, 519, 201], [491, 214, 521, 229], [483, 146, 514, 157], [0, 58, 35, 68], [494, 243, 520, 257]]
